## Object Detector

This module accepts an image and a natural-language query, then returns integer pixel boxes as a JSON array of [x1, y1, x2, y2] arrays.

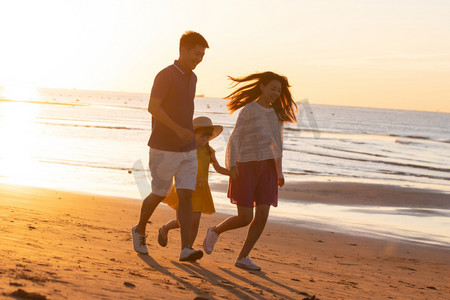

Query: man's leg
[[135, 192, 165, 235], [132, 192, 165, 254], [188, 212, 202, 247], [176, 188, 193, 250], [177, 188, 203, 261], [174, 150, 202, 261]]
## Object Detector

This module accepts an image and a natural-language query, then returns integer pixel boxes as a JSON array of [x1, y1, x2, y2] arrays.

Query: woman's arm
[[274, 157, 284, 187], [275, 121, 284, 187], [225, 108, 249, 171]]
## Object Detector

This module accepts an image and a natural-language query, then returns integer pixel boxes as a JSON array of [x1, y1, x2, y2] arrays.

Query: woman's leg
[[188, 212, 202, 247], [203, 206, 253, 254], [237, 204, 270, 259], [214, 205, 253, 234]]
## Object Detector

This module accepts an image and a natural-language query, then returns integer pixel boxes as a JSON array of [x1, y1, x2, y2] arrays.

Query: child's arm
[[210, 152, 231, 176]]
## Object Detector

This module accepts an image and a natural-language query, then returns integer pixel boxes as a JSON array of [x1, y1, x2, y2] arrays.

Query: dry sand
[[1, 182, 449, 299]]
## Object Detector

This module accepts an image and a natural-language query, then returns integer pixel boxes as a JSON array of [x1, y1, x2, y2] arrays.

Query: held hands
[[230, 166, 239, 180]]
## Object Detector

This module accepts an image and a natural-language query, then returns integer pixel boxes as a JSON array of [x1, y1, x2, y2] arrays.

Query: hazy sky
[[1, 0, 449, 112]]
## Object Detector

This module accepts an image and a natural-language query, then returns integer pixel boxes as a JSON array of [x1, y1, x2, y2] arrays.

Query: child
[[202, 71, 297, 271], [158, 116, 230, 248]]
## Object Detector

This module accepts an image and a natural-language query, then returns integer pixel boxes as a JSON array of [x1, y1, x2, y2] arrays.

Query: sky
[[1, 0, 450, 112]]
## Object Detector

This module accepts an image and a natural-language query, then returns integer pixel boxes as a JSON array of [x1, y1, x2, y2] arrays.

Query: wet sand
[[211, 181, 450, 208], [1, 183, 449, 299]]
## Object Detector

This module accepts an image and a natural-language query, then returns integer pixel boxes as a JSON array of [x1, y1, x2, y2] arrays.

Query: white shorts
[[149, 148, 197, 197]]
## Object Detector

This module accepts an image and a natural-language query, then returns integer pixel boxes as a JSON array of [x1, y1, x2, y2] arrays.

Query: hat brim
[[194, 125, 223, 141]]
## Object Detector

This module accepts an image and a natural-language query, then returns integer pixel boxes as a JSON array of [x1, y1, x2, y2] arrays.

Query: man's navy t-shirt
[[148, 60, 197, 152]]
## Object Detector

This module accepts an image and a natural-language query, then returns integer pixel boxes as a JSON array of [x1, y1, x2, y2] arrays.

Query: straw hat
[[193, 116, 223, 141]]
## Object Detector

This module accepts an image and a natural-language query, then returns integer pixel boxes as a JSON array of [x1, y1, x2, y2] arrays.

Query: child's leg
[[158, 218, 180, 247], [237, 204, 270, 259], [214, 206, 253, 235], [163, 219, 180, 231], [188, 212, 202, 247]]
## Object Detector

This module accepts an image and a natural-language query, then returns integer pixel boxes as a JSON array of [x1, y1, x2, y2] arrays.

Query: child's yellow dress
[[162, 147, 215, 214]]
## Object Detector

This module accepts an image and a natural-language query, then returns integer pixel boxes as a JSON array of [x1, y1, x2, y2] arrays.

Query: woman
[[203, 71, 298, 271]]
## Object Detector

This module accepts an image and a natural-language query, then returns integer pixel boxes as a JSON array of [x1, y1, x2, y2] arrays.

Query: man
[[132, 31, 209, 261]]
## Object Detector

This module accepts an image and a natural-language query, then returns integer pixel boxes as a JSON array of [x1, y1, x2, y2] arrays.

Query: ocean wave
[[318, 145, 387, 158], [395, 139, 414, 145], [284, 147, 450, 176], [378, 169, 450, 181], [390, 134, 449, 144], [285, 127, 448, 144], [347, 208, 450, 217]]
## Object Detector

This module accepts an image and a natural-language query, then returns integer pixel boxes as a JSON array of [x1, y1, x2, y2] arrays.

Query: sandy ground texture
[[1, 183, 449, 300]]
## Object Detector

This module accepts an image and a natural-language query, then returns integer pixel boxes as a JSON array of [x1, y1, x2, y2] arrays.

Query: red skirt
[[227, 159, 278, 208]]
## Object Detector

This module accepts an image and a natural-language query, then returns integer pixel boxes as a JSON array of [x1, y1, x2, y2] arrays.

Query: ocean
[[1, 88, 449, 246]]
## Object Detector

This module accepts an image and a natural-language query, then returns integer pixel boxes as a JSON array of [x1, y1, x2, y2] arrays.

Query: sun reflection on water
[[0, 101, 40, 182]]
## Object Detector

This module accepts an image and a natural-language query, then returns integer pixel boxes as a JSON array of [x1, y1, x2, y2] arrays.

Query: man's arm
[[148, 96, 193, 141]]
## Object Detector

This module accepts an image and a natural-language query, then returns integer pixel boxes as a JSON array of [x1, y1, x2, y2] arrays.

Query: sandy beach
[[1, 182, 449, 300]]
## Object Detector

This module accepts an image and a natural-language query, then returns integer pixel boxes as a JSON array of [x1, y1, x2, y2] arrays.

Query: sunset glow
[[1, 0, 449, 112], [0, 101, 40, 180], [1, 85, 38, 102]]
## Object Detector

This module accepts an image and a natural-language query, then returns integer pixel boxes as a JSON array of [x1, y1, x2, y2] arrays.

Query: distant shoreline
[[2, 86, 449, 113]]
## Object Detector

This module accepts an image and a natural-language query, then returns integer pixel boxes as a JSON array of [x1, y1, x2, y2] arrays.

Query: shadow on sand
[[138, 254, 213, 299], [138, 254, 314, 299]]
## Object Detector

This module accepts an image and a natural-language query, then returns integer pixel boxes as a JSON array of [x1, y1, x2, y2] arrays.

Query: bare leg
[[214, 206, 253, 235], [176, 188, 193, 250], [135, 193, 165, 235], [188, 212, 202, 247], [164, 219, 180, 230], [160, 218, 180, 239], [238, 204, 270, 259]]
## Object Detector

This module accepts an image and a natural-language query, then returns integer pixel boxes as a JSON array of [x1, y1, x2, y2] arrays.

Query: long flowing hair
[[225, 71, 297, 123]]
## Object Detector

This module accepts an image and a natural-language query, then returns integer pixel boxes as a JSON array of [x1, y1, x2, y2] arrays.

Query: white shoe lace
[[139, 235, 146, 246]]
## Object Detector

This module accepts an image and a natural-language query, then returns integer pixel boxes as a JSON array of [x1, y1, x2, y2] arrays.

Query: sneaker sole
[[235, 262, 261, 271], [180, 251, 204, 262]]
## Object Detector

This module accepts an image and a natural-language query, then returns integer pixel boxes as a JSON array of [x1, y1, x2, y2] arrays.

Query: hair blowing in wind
[[225, 71, 298, 123]]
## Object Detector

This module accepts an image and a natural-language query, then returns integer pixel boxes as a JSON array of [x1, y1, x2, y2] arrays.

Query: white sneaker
[[203, 226, 219, 254], [132, 225, 148, 254], [179, 247, 203, 261], [235, 257, 261, 271]]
